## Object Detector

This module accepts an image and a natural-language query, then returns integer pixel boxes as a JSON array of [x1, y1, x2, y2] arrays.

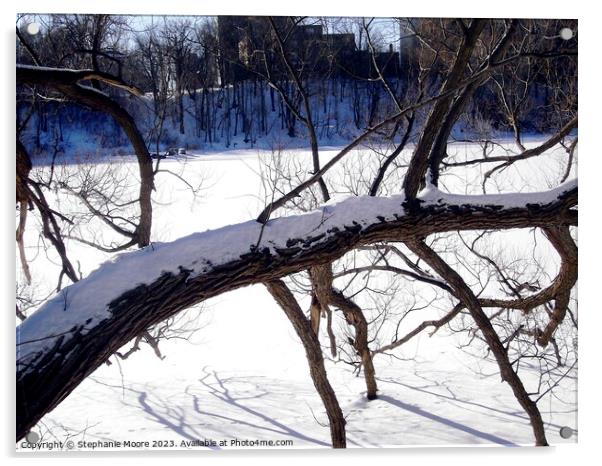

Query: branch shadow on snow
[[89, 377, 221, 450], [377, 394, 517, 446], [189, 368, 331, 447], [377, 373, 575, 431], [89, 370, 331, 448], [136, 391, 222, 450], [90, 369, 527, 447]]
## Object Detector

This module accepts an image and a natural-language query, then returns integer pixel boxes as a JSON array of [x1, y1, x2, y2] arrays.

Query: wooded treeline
[[17, 15, 577, 156]]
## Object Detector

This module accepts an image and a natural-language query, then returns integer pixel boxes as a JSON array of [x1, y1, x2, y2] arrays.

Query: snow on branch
[[16, 64, 144, 96], [16, 179, 577, 368], [15, 180, 577, 441]]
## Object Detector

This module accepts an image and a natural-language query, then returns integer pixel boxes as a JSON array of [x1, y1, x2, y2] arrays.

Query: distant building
[[216, 16, 400, 85]]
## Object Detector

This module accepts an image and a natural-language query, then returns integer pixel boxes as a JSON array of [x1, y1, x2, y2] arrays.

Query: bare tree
[[16, 16, 577, 449]]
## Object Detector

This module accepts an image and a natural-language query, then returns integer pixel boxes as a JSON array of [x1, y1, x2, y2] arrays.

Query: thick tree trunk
[[330, 289, 378, 400], [403, 19, 486, 199], [309, 265, 378, 400], [265, 280, 346, 448], [426, 21, 519, 187]]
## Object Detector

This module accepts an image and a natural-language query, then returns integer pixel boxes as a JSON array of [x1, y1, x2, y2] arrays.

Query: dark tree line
[[17, 16, 576, 157]]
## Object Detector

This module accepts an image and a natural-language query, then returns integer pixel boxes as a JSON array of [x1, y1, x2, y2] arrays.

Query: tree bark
[[265, 280, 346, 448], [403, 19, 486, 200], [427, 21, 519, 187], [309, 264, 378, 400], [331, 290, 378, 400]]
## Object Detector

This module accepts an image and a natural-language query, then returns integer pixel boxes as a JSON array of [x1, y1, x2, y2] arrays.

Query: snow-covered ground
[[16, 142, 577, 451]]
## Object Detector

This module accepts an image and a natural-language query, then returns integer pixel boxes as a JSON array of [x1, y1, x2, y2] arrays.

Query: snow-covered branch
[[16, 180, 576, 439], [16, 64, 143, 96]]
